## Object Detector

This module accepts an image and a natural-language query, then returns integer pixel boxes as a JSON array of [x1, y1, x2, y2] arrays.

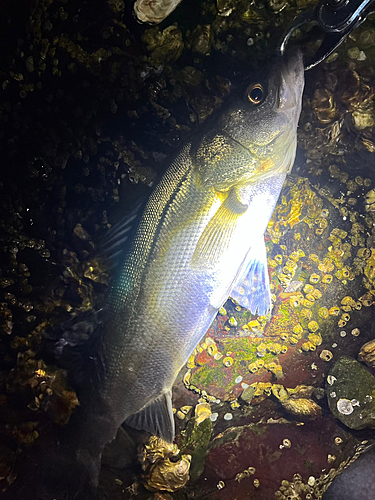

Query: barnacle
[[183, 370, 192, 388], [223, 357, 234, 367], [308, 333, 322, 346], [235, 466, 256, 482], [341, 296, 356, 307], [302, 297, 314, 308], [248, 362, 259, 374], [341, 313, 351, 322], [282, 438, 292, 448], [272, 384, 289, 401], [256, 359, 265, 369], [305, 293, 316, 303], [195, 402, 212, 424], [357, 247, 371, 259], [274, 254, 283, 265], [329, 306, 340, 316], [247, 320, 260, 332], [360, 293, 374, 307], [311, 288, 323, 300], [187, 354, 196, 369], [307, 321, 319, 333], [309, 254, 320, 264], [300, 308, 313, 321], [293, 324, 304, 335], [358, 339, 375, 367], [320, 350, 333, 362], [354, 301, 362, 310], [253, 383, 272, 397], [301, 341, 315, 352], [319, 307, 329, 318], [303, 284, 314, 294], [176, 406, 193, 420], [230, 400, 240, 410], [266, 362, 283, 379], [269, 343, 282, 355]]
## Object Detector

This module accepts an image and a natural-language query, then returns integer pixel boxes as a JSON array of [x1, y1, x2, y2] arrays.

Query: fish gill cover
[[0, 0, 375, 500]]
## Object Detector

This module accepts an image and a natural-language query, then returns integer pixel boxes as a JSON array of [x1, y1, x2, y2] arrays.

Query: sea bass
[[47, 50, 304, 498]]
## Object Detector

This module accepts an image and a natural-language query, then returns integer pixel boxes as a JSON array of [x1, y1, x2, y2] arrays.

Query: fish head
[[222, 49, 305, 177], [193, 50, 304, 191]]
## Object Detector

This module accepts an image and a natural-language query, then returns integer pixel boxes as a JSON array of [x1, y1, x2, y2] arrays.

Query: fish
[[30, 50, 304, 499], [322, 444, 375, 500]]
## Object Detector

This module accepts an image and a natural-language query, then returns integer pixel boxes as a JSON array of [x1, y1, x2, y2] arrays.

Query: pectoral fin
[[230, 237, 271, 316], [125, 390, 175, 443], [191, 189, 248, 270]]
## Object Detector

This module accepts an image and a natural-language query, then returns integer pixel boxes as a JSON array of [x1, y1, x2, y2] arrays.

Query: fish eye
[[246, 83, 265, 105]]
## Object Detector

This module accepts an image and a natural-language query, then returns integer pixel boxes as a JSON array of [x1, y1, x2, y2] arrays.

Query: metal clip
[[278, 0, 375, 70]]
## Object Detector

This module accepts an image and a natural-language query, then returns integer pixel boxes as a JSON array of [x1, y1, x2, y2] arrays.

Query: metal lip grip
[[277, 0, 375, 70]]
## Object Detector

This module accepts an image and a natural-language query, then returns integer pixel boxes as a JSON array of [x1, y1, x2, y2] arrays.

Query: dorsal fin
[[98, 199, 145, 273]]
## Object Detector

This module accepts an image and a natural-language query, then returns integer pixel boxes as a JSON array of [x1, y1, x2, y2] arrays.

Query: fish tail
[[37, 447, 101, 500]]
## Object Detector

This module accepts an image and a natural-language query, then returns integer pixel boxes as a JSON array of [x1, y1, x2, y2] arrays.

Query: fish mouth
[[277, 49, 304, 111], [220, 128, 280, 174], [223, 125, 284, 156], [221, 129, 258, 157]]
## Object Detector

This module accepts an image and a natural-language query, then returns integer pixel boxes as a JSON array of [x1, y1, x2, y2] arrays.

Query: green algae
[[180, 417, 212, 481]]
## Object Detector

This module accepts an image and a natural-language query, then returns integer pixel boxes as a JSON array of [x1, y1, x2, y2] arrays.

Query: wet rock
[[142, 26, 184, 64], [189, 25, 213, 55], [326, 356, 375, 430]]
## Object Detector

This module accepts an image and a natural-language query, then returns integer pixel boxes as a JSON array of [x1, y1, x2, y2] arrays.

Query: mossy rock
[[326, 356, 375, 430]]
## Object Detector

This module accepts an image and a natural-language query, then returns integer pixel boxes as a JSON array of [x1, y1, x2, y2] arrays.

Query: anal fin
[[125, 390, 175, 443]]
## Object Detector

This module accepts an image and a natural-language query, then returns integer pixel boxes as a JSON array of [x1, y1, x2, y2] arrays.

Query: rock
[[326, 356, 375, 430]]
